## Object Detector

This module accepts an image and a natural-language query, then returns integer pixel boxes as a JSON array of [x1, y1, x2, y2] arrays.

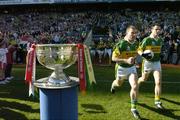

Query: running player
[[138, 24, 164, 109], [110, 25, 141, 119]]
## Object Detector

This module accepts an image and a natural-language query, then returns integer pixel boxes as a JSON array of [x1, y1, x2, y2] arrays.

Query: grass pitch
[[0, 64, 180, 120]]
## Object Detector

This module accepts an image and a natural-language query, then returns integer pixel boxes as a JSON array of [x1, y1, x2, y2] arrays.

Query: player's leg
[[129, 73, 141, 119], [154, 70, 162, 101], [98, 50, 104, 63], [129, 73, 138, 109], [0, 63, 7, 84], [153, 70, 164, 109], [151, 61, 164, 109], [138, 71, 149, 85], [110, 65, 126, 93], [138, 60, 151, 85], [104, 48, 107, 58], [97, 50, 100, 63], [90, 49, 95, 58], [111, 77, 125, 93], [107, 49, 112, 65]]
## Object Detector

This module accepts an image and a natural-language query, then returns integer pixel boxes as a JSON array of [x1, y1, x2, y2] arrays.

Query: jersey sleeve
[[112, 41, 124, 58], [112, 44, 121, 58], [138, 38, 147, 52]]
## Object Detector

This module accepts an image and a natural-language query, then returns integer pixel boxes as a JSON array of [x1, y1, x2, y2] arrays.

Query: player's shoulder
[[115, 39, 124, 45], [113, 39, 124, 49], [119, 39, 127, 45], [143, 36, 151, 41], [140, 36, 152, 44]]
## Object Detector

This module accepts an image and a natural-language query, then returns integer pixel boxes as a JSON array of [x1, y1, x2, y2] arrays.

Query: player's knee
[[131, 84, 138, 91], [155, 80, 161, 86], [139, 77, 147, 82], [116, 79, 123, 86]]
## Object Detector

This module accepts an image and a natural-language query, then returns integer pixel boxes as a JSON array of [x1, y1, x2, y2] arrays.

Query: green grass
[[0, 64, 180, 120]]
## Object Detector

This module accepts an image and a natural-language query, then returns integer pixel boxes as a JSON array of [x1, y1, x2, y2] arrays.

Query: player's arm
[[112, 49, 126, 63], [137, 40, 145, 56], [112, 47, 134, 64], [138, 41, 153, 60], [137, 47, 144, 56]]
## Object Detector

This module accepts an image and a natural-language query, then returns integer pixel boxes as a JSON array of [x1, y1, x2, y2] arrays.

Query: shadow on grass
[[81, 104, 107, 113], [138, 103, 180, 119], [161, 97, 180, 106], [0, 83, 39, 102], [0, 99, 39, 119], [146, 96, 180, 105], [0, 93, 39, 102], [140, 118, 150, 120], [0, 108, 28, 120]]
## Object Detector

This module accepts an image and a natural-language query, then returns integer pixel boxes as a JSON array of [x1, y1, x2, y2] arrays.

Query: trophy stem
[[48, 66, 70, 85]]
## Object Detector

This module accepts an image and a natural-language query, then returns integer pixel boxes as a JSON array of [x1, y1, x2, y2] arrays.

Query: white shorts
[[97, 50, 104, 57], [104, 48, 112, 57], [116, 65, 137, 80], [90, 49, 96, 57], [143, 60, 161, 73]]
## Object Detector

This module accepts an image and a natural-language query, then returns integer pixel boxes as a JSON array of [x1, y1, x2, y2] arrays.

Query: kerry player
[[110, 25, 141, 119], [138, 24, 164, 109]]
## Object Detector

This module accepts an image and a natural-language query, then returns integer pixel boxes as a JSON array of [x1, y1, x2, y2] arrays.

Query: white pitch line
[[69, 76, 180, 84], [98, 80, 180, 84]]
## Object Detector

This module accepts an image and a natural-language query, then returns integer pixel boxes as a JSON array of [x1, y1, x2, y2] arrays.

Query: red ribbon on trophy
[[25, 44, 36, 96], [77, 44, 86, 93]]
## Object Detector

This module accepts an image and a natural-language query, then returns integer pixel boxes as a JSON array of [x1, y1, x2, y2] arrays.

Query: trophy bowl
[[35, 44, 78, 87]]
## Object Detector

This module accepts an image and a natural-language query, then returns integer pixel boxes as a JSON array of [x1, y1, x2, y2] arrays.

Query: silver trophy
[[35, 44, 78, 88]]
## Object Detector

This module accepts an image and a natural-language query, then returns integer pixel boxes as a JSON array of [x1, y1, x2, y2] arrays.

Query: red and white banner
[[25, 44, 36, 96], [77, 44, 86, 93], [77, 44, 96, 94]]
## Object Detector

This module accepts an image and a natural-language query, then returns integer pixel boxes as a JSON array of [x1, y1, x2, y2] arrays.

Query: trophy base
[[48, 78, 67, 85], [34, 76, 79, 89]]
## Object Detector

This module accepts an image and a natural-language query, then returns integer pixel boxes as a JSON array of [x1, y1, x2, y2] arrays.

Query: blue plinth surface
[[39, 86, 78, 120]]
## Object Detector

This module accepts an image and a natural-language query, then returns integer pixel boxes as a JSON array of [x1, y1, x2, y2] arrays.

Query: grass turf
[[0, 64, 180, 120]]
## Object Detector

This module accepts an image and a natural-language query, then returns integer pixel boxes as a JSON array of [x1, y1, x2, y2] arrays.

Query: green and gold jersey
[[113, 39, 139, 67], [138, 37, 162, 61]]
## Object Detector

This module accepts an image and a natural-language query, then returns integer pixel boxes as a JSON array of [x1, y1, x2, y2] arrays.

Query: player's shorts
[[90, 49, 96, 57], [142, 60, 161, 73], [97, 49, 104, 57], [104, 48, 112, 57], [116, 65, 137, 80]]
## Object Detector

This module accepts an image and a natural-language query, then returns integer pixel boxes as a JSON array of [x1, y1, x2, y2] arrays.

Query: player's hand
[[141, 53, 153, 60], [127, 57, 135, 64]]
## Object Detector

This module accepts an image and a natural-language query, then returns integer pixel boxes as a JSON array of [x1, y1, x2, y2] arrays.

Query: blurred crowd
[[0, 8, 180, 84]]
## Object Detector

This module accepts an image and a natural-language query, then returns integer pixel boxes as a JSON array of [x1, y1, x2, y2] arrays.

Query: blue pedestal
[[39, 86, 78, 120]]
